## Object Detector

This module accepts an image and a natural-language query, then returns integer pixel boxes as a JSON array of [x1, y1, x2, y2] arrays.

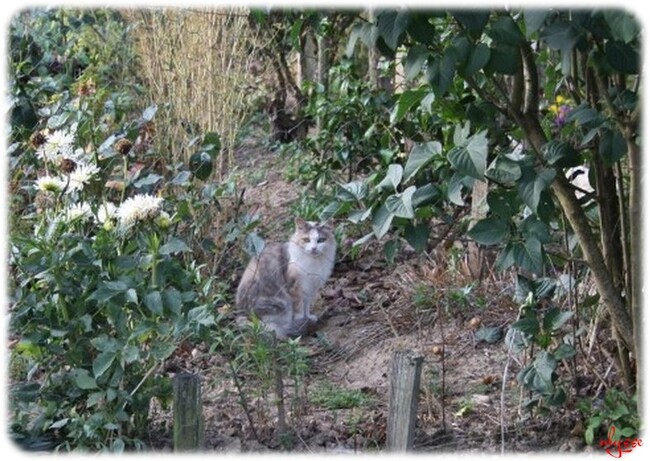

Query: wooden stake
[[386, 349, 424, 452], [173, 373, 203, 451]]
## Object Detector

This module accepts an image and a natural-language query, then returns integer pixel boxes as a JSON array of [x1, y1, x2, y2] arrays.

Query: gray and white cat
[[236, 218, 336, 338]]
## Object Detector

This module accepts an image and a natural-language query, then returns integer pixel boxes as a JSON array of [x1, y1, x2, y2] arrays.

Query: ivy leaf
[[452, 11, 490, 35], [404, 222, 429, 252], [553, 343, 576, 360], [605, 41, 639, 74], [404, 45, 429, 81], [144, 291, 164, 315], [598, 128, 627, 166], [540, 20, 582, 52], [71, 369, 99, 390], [488, 15, 525, 46], [448, 130, 488, 179], [93, 351, 117, 379], [485, 44, 520, 75], [404, 141, 442, 181], [534, 351, 557, 385], [189, 151, 213, 181], [468, 216, 509, 245], [543, 308, 574, 332], [372, 204, 394, 239], [337, 181, 368, 201], [603, 10, 640, 44], [511, 317, 539, 336], [523, 10, 548, 36], [485, 156, 522, 185], [487, 189, 520, 219], [543, 141, 582, 168], [461, 43, 491, 76], [392, 89, 428, 123], [159, 237, 190, 255], [244, 233, 265, 257], [377, 10, 411, 50], [376, 164, 404, 191], [427, 50, 456, 96], [475, 326, 503, 344], [385, 186, 416, 219], [447, 172, 469, 206], [517, 167, 556, 213], [412, 184, 439, 208]]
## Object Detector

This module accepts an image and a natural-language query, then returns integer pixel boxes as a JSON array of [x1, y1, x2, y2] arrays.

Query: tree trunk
[[516, 115, 635, 356]]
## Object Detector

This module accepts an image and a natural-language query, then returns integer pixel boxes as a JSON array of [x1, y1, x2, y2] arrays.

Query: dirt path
[[149, 135, 590, 454]]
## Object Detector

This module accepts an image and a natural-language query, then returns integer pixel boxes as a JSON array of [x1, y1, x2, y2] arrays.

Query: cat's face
[[292, 218, 334, 255]]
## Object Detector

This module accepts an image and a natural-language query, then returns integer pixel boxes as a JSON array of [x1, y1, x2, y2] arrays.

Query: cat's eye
[[302, 238, 310, 243], [317, 237, 327, 243]]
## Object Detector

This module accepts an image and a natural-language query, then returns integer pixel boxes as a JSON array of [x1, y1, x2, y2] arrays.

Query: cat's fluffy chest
[[287, 241, 335, 296]]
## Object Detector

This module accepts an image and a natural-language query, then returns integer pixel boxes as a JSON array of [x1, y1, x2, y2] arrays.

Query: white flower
[[63, 202, 92, 223], [96, 202, 118, 224], [36, 128, 75, 163], [117, 194, 163, 230], [67, 162, 100, 192], [35, 175, 65, 193]]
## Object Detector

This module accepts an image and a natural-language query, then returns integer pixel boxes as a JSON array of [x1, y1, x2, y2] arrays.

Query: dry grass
[[125, 7, 271, 180]]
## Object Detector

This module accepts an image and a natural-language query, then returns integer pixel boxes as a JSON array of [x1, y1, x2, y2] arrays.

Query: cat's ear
[[294, 217, 307, 229]]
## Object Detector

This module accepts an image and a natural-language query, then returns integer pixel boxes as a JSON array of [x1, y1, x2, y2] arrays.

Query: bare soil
[[147, 134, 604, 455]]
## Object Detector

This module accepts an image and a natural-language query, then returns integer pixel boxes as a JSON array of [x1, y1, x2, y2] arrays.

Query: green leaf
[[485, 156, 522, 185], [511, 317, 539, 336], [533, 351, 557, 384], [447, 172, 468, 206], [406, 13, 436, 45], [475, 326, 503, 344], [392, 89, 428, 124], [452, 11, 490, 35], [49, 418, 69, 430], [384, 239, 399, 264], [605, 41, 639, 74], [144, 291, 163, 315], [543, 308, 573, 332], [377, 10, 411, 50], [543, 141, 582, 168], [159, 237, 190, 255], [187, 306, 216, 327], [122, 345, 140, 364], [448, 130, 488, 179], [488, 15, 525, 46], [404, 141, 442, 181], [468, 216, 509, 245], [523, 10, 548, 36], [412, 184, 439, 208], [244, 232, 265, 257], [427, 51, 456, 96], [404, 222, 429, 252], [385, 186, 416, 219], [47, 113, 70, 130], [603, 10, 640, 44], [377, 164, 404, 190], [521, 216, 553, 244], [485, 44, 520, 75], [598, 128, 627, 166], [517, 167, 556, 213], [553, 343, 576, 360], [93, 351, 117, 378], [163, 287, 183, 314], [372, 204, 394, 239], [337, 181, 368, 201], [514, 237, 544, 274], [404, 45, 429, 81], [487, 189, 520, 218], [461, 43, 491, 76], [540, 20, 581, 52], [70, 368, 97, 390], [201, 131, 221, 153], [88, 280, 128, 304], [189, 151, 213, 181], [152, 343, 176, 361]]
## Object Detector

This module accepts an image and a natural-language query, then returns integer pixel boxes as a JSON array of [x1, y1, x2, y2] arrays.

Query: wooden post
[[386, 349, 424, 452], [173, 373, 203, 451]]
